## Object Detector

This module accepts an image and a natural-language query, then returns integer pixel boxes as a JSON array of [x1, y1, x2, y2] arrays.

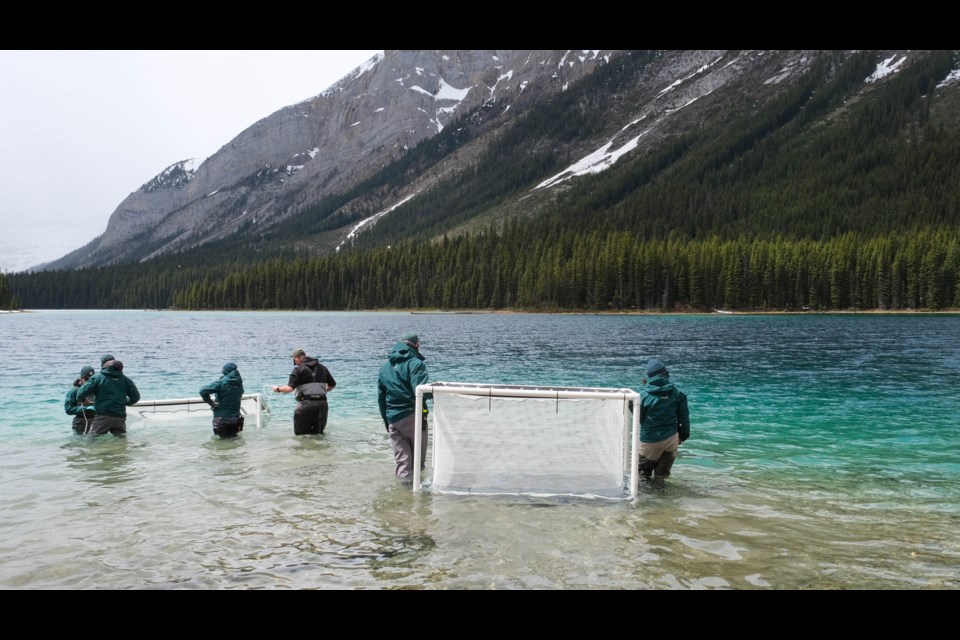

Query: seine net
[[129, 394, 269, 427], [421, 383, 638, 499]]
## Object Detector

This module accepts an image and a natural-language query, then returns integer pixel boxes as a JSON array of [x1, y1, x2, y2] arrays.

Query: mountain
[[12, 49, 960, 312], [47, 49, 873, 268], [45, 50, 620, 269]]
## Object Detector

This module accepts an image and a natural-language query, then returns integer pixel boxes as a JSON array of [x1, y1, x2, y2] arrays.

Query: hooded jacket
[[378, 340, 430, 426], [76, 362, 141, 418], [288, 356, 336, 400], [65, 378, 97, 431], [639, 373, 690, 443], [65, 378, 97, 417], [199, 369, 244, 418]]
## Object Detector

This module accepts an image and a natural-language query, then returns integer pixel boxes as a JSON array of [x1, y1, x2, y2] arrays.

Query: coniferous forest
[[7, 50, 960, 312]]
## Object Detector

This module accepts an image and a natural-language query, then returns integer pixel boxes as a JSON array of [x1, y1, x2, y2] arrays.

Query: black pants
[[213, 415, 245, 438], [638, 451, 676, 479], [294, 399, 328, 435], [87, 415, 127, 436], [72, 412, 95, 435]]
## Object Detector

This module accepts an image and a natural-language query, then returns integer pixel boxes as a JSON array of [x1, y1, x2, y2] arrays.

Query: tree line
[[11, 227, 956, 311], [0, 272, 18, 310], [170, 227, 960, 311]]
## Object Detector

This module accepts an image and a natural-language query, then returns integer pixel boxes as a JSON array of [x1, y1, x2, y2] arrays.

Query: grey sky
[[0, 50, 381, 273]]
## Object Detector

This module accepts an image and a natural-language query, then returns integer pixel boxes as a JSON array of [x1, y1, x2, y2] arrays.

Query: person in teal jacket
[[377, 332, 431, 481], [637, 358, 690, 480], [200, 362, 245, 438], [76, 354, 141, 437], [65, 365, 97, 435]]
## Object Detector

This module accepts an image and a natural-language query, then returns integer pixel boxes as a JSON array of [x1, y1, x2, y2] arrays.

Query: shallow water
[[1, 310, 958, 589]]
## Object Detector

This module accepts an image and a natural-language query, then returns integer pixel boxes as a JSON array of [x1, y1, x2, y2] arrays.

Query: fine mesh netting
[[131, 394, 269, 423], [428, 384, 634, 498]]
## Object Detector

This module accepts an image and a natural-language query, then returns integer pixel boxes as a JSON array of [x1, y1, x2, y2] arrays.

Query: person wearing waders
[[200, 362, 245, 439], [65, 365, 97, 434], [377, 332, 432, 483], [272, 349, 337, 435], [637, 358, 690, 480]]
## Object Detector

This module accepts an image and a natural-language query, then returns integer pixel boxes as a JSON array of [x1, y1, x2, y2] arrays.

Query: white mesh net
[[424, 383, 636, 499], [130, 394, 269, 424]]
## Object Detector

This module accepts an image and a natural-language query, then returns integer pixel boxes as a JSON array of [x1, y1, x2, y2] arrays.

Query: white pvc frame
[[132, 393, 268, 429], [413, 382, 641, 499]]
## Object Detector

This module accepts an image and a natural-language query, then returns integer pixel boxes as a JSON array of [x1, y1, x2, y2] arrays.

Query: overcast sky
[[0, 50, 382, 273]]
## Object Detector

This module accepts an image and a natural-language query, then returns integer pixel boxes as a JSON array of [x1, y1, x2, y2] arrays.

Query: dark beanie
[[646, 358, 668, 377], [222, 362, 238, 375], [100, 354, 115, 366], [80, 365, 95, 378]]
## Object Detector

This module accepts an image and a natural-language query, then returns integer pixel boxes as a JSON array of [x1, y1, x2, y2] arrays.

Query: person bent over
[[200, 362, 245, 439], [75, 354, 141, 437]]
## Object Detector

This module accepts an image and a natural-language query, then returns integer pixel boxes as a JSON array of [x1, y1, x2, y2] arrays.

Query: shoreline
[[10, 308, 960, 316]]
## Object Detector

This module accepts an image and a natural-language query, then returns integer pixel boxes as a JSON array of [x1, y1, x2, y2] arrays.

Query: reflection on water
[[368, 483, 438, 580], [63, 437, 139, 487]]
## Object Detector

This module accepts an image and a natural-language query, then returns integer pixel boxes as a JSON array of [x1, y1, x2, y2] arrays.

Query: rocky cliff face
[[49, 50, 927, 270], [56, 50, 620, 268]]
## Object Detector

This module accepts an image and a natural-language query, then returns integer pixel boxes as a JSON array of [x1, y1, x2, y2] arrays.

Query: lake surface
[[1, 310, 958, 589]]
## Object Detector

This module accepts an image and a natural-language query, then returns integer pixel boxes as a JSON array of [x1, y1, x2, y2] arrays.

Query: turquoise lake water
[[1, 310, 958, 589]]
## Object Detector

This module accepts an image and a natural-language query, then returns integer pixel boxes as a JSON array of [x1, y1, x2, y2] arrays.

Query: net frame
[[131, 393, 269, 428], [413, 382, 641, 499]]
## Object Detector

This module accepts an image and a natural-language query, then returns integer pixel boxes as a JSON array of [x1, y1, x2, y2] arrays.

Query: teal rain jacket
[[76, 362, 141, 418], [639, 373, 690, 444], [199, 369, 245, 418], [64, 382, 96, 417], [377, 341, 430, 427]]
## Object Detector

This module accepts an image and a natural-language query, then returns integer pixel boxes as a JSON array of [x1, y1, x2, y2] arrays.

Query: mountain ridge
[[9, 49, 960, 313], [44, 50, 620, 269]]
